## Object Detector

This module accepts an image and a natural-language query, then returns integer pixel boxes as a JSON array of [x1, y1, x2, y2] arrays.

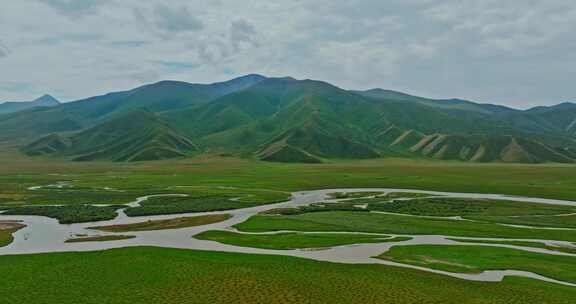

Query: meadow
[[235, 211, 576, 242], [1, 247, 576, 304], [447, 238, 576, 254], [194, 230, 409, 250], [3, 150, 576, 302], [379, 244, 576, 284], [89, 214, 231, 232], [0, 221, 25, 247], [3, 148, 576, 202]]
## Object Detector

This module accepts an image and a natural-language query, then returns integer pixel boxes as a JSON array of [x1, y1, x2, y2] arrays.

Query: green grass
[[235, 211, 576, 242], [383, 192, 434, 199], [65, 235, 135, 243], [366, 197, 576, 217], [89, 214, 231, 232], [379, 244, 576, 284], [194, 230, 408, 250], [465, 214, 576, 229], [328, 192, 384, 199], [1, 247, 576, 304], [3, 155, 576, 202], [2, 205, 126, 224], [125, 189, 289, 217], [0, 222, 25, 247], [447, 238, 576, 254]]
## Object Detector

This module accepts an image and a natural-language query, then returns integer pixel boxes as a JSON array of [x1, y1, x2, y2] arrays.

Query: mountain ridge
[[1, 74, 574, 163]]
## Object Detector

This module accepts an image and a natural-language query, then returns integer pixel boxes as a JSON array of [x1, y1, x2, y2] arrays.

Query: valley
[[2, 75, 576, 303]]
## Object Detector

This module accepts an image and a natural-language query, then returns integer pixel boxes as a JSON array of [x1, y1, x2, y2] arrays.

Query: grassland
[[379, 244, 576, 284], [2, 150, 576, 202], [2, 205, 126, 224], [194, 230, 409, 250], [328, 192, 384, 199], [90, 214, 231, 232], [447, 238, 576, 254], [0, 221, 25, 247], [235, 211, 576, 242], [65, 235, 135, 243], [366, 197, 576, 217], [465, 214, 576, 229], [2, 247, 576, 304], [125, 188, 289, 217]]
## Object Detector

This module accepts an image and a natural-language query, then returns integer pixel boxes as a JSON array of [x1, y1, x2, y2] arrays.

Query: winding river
[[2, 188, 576, 287]]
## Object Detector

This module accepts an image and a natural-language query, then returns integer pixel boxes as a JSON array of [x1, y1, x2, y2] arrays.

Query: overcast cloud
[[0, 0, 575, 108]]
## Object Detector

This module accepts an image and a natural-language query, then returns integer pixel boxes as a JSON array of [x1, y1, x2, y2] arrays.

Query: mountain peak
[[33, 94, 60, 106]]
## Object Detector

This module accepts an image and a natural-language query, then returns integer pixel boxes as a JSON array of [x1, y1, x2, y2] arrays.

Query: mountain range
[[1, 74, 575, 163]]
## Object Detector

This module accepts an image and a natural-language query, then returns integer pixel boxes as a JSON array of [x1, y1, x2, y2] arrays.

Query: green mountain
[[0, 75, 265, 143], [22, 110, 199, 161], [0, 95, 60, 115], [5, 75, 576, 163]]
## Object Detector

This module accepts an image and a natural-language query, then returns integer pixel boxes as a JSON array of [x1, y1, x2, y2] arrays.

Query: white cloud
[[0, 0, 574, 108]]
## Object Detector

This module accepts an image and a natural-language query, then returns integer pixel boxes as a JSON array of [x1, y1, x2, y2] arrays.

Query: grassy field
[[125, 188, 289, 217], [465, 214, 576, 229], [1, 247, 576, 304], [447, 238, 576, 254], [65, 235, 135, 243], [90, 214, 231, 232], [366, 197, 576, 217], [2, 149, 576, 202], [379, 244, 576, 284], [3, 152, 576, 301], [235, 211, 576, 242], [0, 222, 25, 247], [194, 230, 409, 250]]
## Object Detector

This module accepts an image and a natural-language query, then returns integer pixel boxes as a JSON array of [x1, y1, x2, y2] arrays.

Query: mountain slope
[[4, 74, 576, 163], [0, 95, 60, 114], [410, 134, 575, 163], [0, 75, 266, 142], [22, 110, 199, 161]]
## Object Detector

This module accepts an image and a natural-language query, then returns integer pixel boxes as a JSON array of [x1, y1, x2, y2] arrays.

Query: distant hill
[[0, 95, 60, 114], [22, 110, 199, 161], [4, 75, 576, 163]]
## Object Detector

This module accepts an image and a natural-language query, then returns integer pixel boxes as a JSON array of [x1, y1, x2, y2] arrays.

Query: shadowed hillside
[[23, 110, 199, 161]]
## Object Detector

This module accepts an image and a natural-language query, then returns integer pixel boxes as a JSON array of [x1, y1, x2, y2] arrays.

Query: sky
[[0, 0, 575, 109]]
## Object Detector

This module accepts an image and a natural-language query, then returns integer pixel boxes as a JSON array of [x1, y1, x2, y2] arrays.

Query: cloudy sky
[[1, 0, 575, 108]]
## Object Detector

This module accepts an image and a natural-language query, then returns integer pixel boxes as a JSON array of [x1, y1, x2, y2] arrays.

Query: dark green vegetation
[[3, 74, 576, 163], [366, 197, 576, 217], [447, 238, 576, 254], [235, 211, 576, 242], [90, 214, 231, 232], [23, 110, 199, 161], [0, 221, 25, 247], [65, 235, 135, 243], [379, 244, 576, 284], [2, 205, 125, 224], [262, 201, 369, 216], [125, 189, 289, 217], [2, 247, 576, 304], [383, 192, 434, 199], [194, 230, 406, 250]]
